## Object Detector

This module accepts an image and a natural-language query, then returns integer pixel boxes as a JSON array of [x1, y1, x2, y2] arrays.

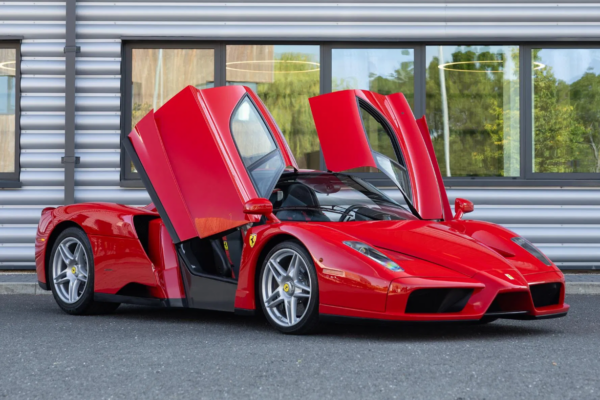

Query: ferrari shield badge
[[505, 273, 515, 280], [249, 234, 257, 248]]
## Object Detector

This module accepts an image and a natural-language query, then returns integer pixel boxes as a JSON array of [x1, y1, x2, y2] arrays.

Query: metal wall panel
[[0, 3, 67, 268], [2, 1, 600, 270], [76, 5, 600, 23]]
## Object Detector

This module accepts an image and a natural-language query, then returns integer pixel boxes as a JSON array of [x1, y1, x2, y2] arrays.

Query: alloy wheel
[[261, 248, 312, 327], [52, 237, 89, 304]]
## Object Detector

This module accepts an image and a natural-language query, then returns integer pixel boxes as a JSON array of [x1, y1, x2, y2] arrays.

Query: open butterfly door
[[309, 89, 446, 221], [124, 85, 296, 310]]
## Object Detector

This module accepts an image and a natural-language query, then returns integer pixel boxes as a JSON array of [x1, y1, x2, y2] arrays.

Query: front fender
[[234, 222, 401, 313]]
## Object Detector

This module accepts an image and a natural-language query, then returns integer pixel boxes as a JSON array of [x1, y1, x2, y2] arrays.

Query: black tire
[[258, 241, 319, 335], [48, 227, 120, 315]]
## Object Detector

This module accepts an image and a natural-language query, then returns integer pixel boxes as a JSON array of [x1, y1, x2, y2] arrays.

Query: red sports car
[[35, 85, 569, 334]]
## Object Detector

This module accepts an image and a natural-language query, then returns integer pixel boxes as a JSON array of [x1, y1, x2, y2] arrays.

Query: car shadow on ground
[[85, 303, 560, 343]]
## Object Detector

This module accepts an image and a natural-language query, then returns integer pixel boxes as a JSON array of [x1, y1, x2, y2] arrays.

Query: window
[[231, 97, 285, 197], [332, 48, 415, 106], [226, 45, 320, 170], [360, 106, 399, 163], [426, 45, 520, 178], [0, 44, 19, 183], [532, 48, 600, 175]]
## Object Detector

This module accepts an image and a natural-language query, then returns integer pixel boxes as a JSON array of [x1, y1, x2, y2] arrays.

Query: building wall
[[0, 1, 599, 270]]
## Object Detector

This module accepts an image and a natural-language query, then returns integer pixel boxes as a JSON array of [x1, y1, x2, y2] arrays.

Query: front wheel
[[48, 227, 119, 315], [259, 241, 319, 334]]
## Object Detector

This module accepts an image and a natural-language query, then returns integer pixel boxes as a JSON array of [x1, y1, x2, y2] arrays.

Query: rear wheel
[[48, 227, 119, 315], [259, 241, 319, 334]]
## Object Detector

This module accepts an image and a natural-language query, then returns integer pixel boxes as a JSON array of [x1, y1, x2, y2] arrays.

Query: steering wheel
[[340, 205, 363, 222]]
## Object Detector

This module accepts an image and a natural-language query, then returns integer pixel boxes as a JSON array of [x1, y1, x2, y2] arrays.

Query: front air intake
[[530, 283, 561, 308], [405, 288, 473, 314]]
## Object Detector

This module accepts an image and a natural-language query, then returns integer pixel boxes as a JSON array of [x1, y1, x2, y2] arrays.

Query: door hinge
[[61, 156, 80, 164], [63, 46, 81, 54]]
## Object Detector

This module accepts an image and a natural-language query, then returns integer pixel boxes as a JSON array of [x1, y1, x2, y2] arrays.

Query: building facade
[[1, 0, 600, 271]]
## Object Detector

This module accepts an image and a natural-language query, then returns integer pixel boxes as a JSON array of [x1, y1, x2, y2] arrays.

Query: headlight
[[511, 237, 552, 266], [343, 241, 403, 272]]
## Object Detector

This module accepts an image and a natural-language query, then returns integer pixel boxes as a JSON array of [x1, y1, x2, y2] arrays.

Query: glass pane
[[250, 152, 284, 198], [373, 153, 412, 201], [231, 98, 277, 166], [332, 48, 414, 106], [360, 107, 399, 163], [426, 45, 520, 177], [130, 48, 214, 173], [226, 45, 320, 170], [0, 48, 16, 173], [533, 49, 600, 173]]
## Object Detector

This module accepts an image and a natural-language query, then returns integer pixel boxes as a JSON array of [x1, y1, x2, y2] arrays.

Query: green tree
[[255, 52, 320, 169], [531, 59, 586, 173], [426, 46, 520, 177]]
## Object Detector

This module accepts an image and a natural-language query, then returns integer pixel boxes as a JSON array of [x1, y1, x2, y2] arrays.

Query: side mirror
[[454, 198, 474, 220], [243, 198, 280, 224]]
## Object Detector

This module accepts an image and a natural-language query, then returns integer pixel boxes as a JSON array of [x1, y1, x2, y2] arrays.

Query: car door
[[125, 85, 295, 310], [309, 89, 446, 221], [126, 85, 296, 243]]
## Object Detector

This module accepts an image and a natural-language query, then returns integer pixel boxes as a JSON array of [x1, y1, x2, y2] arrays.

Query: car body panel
[[416, 115, 454, 221], [309, 90, 444, 220], [129, 86, 258, 242]]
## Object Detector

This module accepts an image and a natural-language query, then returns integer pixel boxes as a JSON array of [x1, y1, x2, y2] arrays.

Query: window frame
[[0, 41, 20, 187], [524, 44, 600, 181], [121, 41, 222, 186]]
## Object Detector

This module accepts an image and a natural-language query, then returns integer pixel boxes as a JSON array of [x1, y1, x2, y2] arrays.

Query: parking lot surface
[[0, 295, 598, 399]]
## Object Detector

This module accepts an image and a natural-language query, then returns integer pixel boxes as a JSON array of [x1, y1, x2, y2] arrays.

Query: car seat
[[270, 182, 330, 222]]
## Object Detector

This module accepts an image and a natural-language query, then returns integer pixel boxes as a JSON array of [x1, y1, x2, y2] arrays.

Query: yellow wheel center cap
[[71, 266, 77, 274], [283, 283, 290, 292]]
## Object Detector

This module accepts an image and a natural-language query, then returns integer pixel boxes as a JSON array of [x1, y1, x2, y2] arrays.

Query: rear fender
[[36, 203, 164, 296]]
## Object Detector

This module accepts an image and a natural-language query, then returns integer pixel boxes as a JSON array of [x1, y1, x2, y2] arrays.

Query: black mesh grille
[[530, 283, 561, 308], [405, 288, 473, 314]]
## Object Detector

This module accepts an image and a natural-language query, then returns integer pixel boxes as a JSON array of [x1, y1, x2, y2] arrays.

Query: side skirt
[[94, 293, 185, 308], [178, 254, 237, 312]]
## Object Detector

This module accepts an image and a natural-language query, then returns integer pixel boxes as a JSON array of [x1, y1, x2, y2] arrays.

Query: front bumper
[[319, 270, 569, 322]]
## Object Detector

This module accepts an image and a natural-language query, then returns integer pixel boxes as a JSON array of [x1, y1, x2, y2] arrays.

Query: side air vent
[[133, 215, 159, 257], [405, 288, 473, 314], [530, 283, 561, 308]]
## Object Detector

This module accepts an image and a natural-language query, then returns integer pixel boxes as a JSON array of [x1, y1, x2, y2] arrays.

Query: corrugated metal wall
[[1, 1, 599, 270]]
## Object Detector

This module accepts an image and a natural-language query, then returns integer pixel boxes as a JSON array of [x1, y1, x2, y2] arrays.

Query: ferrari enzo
[[35, 85, 569, 334]]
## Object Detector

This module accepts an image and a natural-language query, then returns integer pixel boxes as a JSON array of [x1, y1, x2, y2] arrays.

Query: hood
[[326, 220, 551, 278]]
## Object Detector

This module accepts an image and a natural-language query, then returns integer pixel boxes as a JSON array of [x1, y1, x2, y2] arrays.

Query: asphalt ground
[[1, 295, 599, 399]]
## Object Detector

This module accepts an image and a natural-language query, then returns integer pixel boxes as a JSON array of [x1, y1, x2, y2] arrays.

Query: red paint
[[36, 85, 568, 324]]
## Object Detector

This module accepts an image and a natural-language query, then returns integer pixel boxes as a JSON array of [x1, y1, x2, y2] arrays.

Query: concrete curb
[[1, 281, 600, 295], [565, 282, 600, 295]]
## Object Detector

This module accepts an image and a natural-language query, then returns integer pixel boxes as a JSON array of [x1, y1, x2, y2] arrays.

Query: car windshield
[[269, 172, 418, 223]]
